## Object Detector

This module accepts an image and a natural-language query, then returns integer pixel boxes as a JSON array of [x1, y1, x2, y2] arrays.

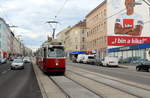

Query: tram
[[36, 40, 66, 74]]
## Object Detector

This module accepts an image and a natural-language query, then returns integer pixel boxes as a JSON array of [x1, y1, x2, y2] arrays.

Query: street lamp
[[46, 20, 59, 39]]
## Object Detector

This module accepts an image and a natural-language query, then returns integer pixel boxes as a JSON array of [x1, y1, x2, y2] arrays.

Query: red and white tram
[[36, 40, 66, 74]]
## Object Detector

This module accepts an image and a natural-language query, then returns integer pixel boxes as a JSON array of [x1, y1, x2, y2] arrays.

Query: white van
[[102, 56, 119, 67], [76, 54, 86, 63], [82, 55, 95, 64]]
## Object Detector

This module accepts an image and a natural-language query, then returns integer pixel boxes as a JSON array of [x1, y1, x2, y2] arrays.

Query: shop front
[[69, 51, 87, 60], [108, 43, 150, 60]]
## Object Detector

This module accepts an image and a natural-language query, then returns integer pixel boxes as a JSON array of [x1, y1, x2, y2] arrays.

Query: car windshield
[[142, 61, 150, 65], [48, 47, 65, 57], [24, 57, 30, 60], [88, 56, 95, 59], [13, 59, 23, 63]]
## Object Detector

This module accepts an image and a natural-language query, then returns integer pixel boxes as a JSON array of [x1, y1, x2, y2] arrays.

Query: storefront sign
[[108, 36, 150, 46]]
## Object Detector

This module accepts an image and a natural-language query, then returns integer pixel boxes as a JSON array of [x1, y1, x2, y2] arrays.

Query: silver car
[[11, 59, 24, 70]]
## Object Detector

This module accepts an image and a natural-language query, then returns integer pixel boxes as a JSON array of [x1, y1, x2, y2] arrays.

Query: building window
[[82, 37, 85, 42], [82, 29, 84, 34], [104, 9, 106, 16], [82, 45, 84, 49]]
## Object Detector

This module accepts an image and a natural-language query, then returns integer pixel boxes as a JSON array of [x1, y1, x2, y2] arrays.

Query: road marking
[[8, 68, 11, 71], [1, 70, 7, 74]]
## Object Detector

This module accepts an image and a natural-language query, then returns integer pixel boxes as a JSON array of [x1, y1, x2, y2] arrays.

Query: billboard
[[107, 0, 150, 46]]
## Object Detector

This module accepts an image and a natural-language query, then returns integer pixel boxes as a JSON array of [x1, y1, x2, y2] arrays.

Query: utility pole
[[46, 20, 59, 39]]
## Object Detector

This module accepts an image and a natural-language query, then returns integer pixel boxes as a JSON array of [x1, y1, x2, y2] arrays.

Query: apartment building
[[86, 0, 150, 59], [0, 18, 30, 58], [0, 18, 14, 58], [57, 20, 86, 55], [86, 0, 107, 57], [56, 26, 71, 45]]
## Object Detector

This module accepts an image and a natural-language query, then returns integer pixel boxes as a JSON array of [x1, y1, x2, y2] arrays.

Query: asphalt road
[[0, 62, 42, 98], [67, 61, 150, 86]]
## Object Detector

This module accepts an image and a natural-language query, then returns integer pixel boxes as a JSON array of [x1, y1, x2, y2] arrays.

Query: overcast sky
[[0, 0, 103, 51]]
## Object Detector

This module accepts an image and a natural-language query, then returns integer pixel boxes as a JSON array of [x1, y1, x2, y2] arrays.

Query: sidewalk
[[32, 58, 67, 98], [119, 64, 136, 70]]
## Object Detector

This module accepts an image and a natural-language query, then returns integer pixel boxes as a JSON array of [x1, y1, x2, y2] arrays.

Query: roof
[[0, 17, 15, 37], [86, 0, 107, 18]]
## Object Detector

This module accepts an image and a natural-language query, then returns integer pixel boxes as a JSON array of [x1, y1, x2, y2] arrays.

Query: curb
[[32, 60, 48, 98], [32, 59, 67, 98]]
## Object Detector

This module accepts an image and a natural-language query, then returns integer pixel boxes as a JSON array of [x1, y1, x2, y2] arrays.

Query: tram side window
[[44, 48, 47, 58]]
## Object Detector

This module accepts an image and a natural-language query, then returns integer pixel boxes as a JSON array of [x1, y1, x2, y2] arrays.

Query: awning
[[69, 51, 86, 54]]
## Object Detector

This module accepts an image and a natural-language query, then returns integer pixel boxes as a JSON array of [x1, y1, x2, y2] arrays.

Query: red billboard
[[107, 0, 150, 47], [107, 36, 150, 46]]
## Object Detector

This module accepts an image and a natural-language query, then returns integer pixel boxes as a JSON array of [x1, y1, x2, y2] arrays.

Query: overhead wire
[[54, 0, 69, 18]]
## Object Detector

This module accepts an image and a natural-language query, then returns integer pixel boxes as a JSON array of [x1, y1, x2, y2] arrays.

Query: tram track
[[66, 70, 140, 98], [66, 65, 150, 98], [68, 62, 150, 90], [33, 58, 150, 98], [49, 76, 71, 98], [49, 76, 102, 98]]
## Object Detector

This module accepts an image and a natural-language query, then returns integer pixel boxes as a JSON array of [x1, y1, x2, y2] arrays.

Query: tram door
[[43, 47, 47, 67]]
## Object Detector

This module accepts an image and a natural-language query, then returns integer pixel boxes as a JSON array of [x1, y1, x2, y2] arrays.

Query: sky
[[0, 0, 104, 51]]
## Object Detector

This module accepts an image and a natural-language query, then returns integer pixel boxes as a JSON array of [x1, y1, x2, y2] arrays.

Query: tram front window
[[48, 47, 65, 57]]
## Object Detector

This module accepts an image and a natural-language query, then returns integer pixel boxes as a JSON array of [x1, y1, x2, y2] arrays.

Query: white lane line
[[1, 70, 7, 74]]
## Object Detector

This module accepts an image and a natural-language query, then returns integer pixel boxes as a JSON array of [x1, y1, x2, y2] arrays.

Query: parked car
[[76, 54, 86, 63], [136, 60, 150, 72], [94, 57, 103, 66], [9, 57, 14, 61], [102, 56, 119, 67], [23, 57, 31, 63], [0, 58, 7, 64], [10, 59, 24, 70], [82, 55, 95, 64], [72, 56, 77, 63]]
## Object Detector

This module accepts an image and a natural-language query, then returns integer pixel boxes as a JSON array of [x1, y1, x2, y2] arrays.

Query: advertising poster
[[107, 0, 150, 46]]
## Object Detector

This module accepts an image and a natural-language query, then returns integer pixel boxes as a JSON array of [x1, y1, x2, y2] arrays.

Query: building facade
[[0, 18, 14, 58], [85, 0, 150, 59], [56, 26, 71, 45], [0, 18, 31, 58], [57, 20, 86, 54], [86, 0, 107, 57], [57, 0, 150, 60], [106, 0, 150, 59]]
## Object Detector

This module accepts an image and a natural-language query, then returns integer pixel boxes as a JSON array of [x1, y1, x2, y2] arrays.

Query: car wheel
[[148, 68, 150, 72], [136, 67, 141, 71], [106, 64, 109, 67]]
